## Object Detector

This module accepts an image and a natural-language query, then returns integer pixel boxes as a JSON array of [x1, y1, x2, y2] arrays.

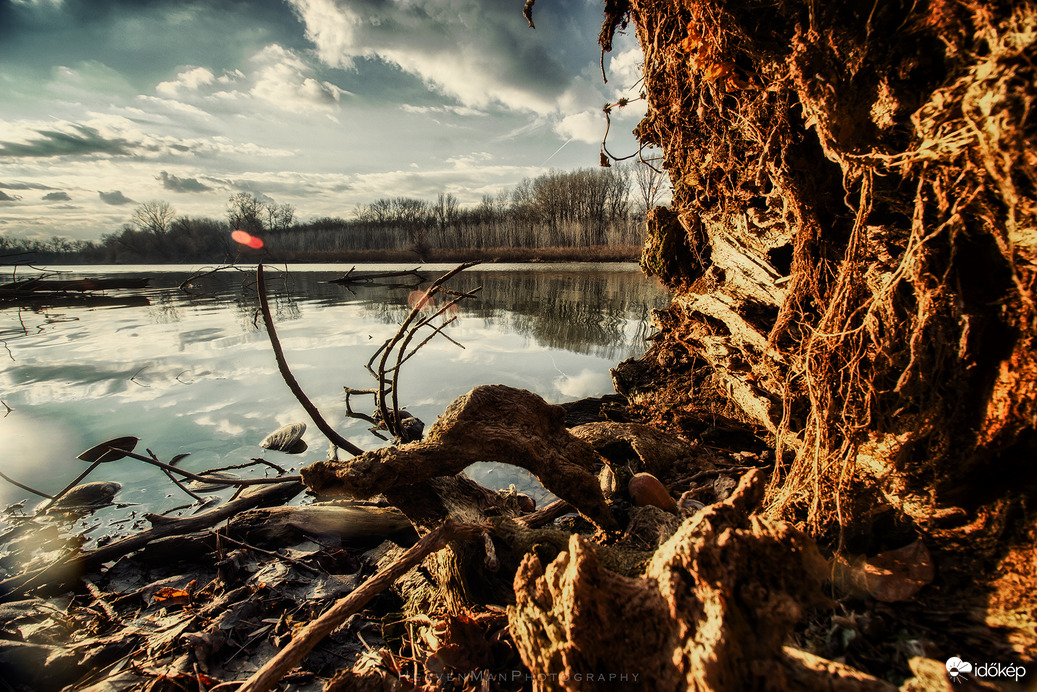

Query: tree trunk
[[606, 0, 1037, 538]]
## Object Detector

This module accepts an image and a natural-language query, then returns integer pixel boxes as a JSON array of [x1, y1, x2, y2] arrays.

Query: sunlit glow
[[231, 230, 264, 249], [407, 290, 434, 311]]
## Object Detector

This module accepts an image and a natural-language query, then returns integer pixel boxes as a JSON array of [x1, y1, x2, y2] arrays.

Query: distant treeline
[[2, 165, 669, 265]]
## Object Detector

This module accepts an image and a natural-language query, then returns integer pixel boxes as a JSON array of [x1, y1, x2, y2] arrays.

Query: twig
[[396, 316, 461, 368], [257, 265, 364, 456], [118, 448, 299, 487], [37, 460, 102, 512], [83, 578, 121, 624], [0, 470, 52, 499], [149, 448, 206, 502], [129, 365, 150, 387], [376, 262, 479, 437], [600, 98, 644, 164], [209, 530, 323, 575], [237, 520, 482, 692], [201, 458, 288, 476], [517, 499, 573, 528], [177, 265, 243, 292], [343, 388, 379, 425]]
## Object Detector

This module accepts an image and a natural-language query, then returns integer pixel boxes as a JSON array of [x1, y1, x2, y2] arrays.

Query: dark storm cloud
[[0, 0, 308, 88], [43, 191, 72, 201], [287, 0, 598, 111], [99, 190, 135, 205], [158, 171, 211, 193], [0, 125, 134, 158], [0, 191, 21, 203]]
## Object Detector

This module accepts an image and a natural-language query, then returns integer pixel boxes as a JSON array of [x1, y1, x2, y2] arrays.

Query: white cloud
[[554, 368, 613, 398], [156, 66, 216, 97], [400, 104, 486, 118], [286, 0, 570, 113], [555, 110, 604, 144], [249, 44, 347, 114], [609, 46, 644, 87]]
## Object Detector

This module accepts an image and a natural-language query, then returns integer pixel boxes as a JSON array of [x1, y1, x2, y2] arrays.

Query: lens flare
[[407, 290, 434, 310], [231, 230, 264, 249]]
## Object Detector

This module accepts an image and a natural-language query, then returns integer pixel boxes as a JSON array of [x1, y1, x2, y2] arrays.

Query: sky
[[0, 0, 648, 242]]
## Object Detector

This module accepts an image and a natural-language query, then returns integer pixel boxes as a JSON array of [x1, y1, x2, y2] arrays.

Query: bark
[[302, 385, 617, 532], [507, 470, 833, 691], [609, 0, 1037, 536]]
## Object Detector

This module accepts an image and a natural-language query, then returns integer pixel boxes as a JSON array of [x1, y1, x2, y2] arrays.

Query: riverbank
[[262, 244, 642, 265], [2, 244, 642, 267]]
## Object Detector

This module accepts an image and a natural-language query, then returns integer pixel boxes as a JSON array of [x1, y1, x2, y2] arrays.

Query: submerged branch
[[375, 261, 480, 438], [256, 264, 364, 456]]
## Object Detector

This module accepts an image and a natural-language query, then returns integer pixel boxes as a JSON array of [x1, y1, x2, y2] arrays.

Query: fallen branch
[[0, 277, 150, 292], [304, 385, 618, 531], [237, 520, 483, 692], [370, 261, 480, 440], [0, 481, 304, 600], [329, 267, 426, 284], [256, 264, 364, 456]]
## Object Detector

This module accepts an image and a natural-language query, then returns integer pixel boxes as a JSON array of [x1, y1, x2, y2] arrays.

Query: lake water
[[0, 263, 668, 516]]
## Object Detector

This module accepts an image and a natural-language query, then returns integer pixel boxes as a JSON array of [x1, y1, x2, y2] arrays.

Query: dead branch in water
[[256, 264, 365, 456], [0, 481, 304, 600], [361, 261, 480, 442], [329, 267, 426, 284]]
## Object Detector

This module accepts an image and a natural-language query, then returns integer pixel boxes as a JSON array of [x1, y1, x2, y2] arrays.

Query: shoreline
[[3, 244, 643, 267]]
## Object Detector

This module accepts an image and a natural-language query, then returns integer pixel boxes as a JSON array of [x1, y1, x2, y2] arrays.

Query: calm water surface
[[0, 263, 668, 515]]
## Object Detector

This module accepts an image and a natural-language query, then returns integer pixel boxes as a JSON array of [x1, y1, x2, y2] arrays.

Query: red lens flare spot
[[231, 230, 264, 249], [407, 290, 434, 310]]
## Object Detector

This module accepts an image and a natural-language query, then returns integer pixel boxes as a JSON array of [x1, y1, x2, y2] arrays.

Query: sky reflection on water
[[0, 263, 669, 514]]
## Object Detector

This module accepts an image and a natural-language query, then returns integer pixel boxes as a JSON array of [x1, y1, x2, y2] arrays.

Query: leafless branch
[[237, 520, 483, 692], [0, 470, 52, 499], [374, 262, 480, 439], [256, 264, 365, 456]]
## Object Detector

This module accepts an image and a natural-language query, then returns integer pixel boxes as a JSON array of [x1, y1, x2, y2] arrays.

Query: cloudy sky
[[0, 0, 647, 242]]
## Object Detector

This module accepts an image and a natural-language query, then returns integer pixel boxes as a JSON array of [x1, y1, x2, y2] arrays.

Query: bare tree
[[265, 203, 296, 232], [228, 192, 265, 234], [633, 153, 668, 218], [132, 200, 176, 236]]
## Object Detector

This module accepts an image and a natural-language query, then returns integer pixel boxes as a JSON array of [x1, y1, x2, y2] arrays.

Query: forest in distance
[[1, 163, 668, 265]]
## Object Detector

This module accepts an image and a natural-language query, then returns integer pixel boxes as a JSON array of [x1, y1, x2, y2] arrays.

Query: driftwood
[[507, 470, 836, 691], [0, 277, 150, 292], [303, 385, 617, 532], [0, 481, 304, 599], [226, 503, 414, 547], [0, 290, 150, 307], [329, 267, 426, 284]]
